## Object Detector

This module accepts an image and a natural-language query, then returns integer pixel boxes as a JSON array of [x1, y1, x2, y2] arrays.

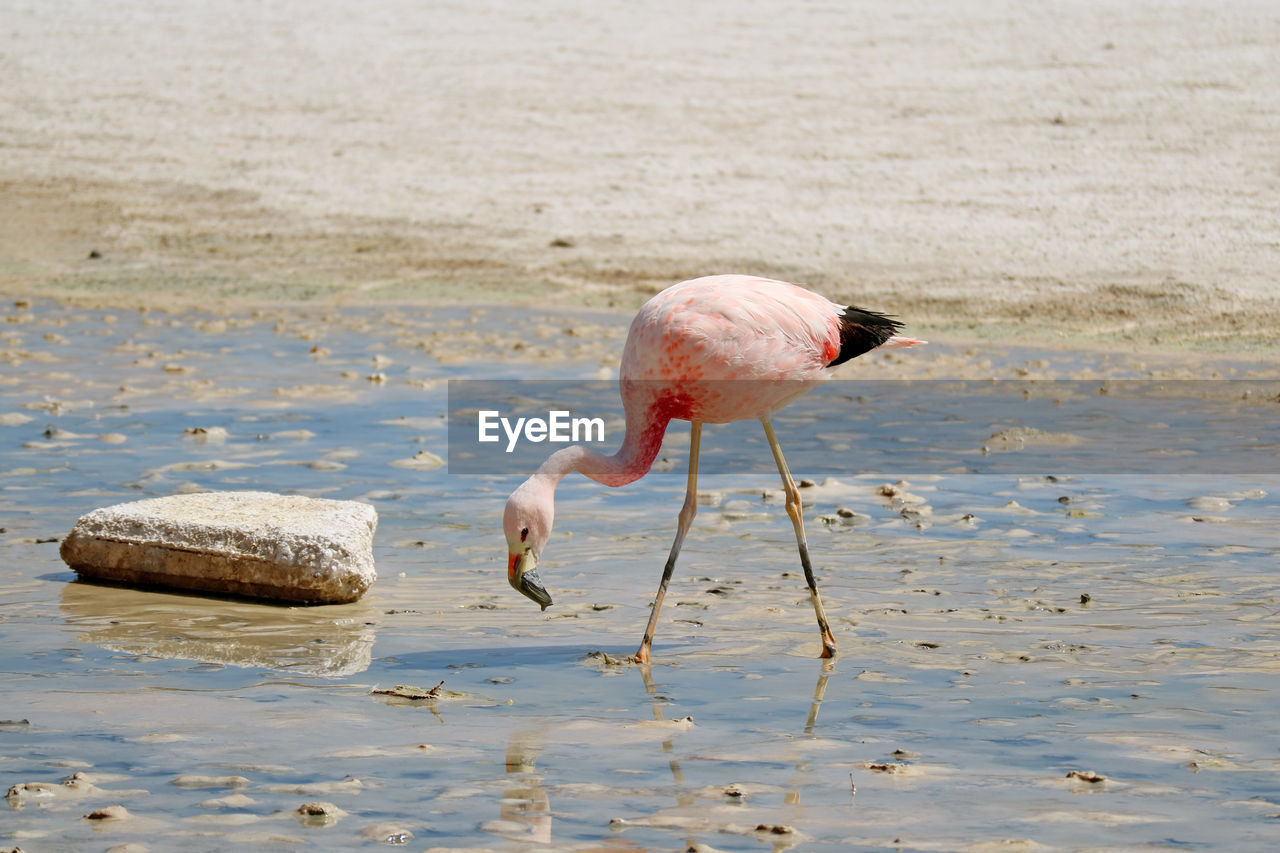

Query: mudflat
[[2, 302, 1278, 850]]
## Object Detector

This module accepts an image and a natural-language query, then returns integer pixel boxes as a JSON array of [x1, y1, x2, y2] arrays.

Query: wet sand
[[2, 306, 1278, 850]]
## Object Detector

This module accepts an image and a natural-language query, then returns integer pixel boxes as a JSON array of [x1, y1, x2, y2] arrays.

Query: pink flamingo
[[503, 274, 924, 662]]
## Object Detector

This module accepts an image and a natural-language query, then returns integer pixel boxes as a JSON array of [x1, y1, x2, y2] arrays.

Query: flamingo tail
[[878, 335, 927, 349]]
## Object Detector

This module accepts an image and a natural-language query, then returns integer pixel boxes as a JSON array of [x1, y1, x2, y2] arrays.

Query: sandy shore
[[2, 0, 1278, 349]]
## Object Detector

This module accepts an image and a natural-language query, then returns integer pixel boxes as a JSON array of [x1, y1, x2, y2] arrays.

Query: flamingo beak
[[508, 550, 552, 611]]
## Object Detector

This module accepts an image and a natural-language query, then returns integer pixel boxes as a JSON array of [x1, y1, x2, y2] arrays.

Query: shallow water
[[2, 303, 1278, 851]]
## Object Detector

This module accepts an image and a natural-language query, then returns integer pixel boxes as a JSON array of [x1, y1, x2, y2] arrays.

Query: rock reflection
[[59, 580, 376, 676]]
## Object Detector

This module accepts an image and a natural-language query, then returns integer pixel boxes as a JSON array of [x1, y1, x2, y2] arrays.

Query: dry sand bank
[[2, 0, 1278, 349]]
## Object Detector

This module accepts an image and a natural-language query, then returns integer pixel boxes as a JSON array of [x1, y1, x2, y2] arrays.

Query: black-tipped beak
[[508, 551, 553, 611]]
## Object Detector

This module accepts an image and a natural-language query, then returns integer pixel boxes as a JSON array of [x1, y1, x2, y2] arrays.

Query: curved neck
[[535, 407, 671, 488]]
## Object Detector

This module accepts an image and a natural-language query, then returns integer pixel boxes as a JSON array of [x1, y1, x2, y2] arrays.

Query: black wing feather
[[829, 306, 902, 366]]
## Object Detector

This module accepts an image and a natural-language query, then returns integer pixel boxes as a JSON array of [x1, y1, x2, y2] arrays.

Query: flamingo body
[[503, 274, 924, 660], [620, 275, 907, 426]]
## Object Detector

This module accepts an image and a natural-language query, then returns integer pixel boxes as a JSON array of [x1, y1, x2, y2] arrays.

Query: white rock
[[60, 491, 377, 603]]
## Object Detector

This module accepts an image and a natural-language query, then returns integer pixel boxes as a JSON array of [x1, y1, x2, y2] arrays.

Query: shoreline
[[4, 174, 1278, 360], [5, 289, 1276, 388]]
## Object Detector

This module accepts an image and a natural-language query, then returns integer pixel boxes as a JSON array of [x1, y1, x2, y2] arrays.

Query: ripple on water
[[1, 303, 1278, 850]]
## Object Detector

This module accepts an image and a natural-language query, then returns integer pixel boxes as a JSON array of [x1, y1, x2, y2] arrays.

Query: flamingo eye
[[520, 527, 529, 542]]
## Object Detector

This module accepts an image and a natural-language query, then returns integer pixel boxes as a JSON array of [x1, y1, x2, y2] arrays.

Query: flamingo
[[503, 274, 924, 662]]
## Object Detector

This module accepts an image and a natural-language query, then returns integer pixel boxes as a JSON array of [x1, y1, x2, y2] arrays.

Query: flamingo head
[[503, 476, 554, 610]]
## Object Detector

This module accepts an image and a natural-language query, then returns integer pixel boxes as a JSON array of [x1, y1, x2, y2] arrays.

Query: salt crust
[[60, 491, 377, 604]]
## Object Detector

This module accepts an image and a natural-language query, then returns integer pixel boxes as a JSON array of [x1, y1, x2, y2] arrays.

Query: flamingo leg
[[761, 416, 838, 658], [635, 420, 702, 664]]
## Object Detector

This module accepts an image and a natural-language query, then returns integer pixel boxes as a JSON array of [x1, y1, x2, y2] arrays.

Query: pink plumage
[[503, 274, 924, 662], [621, 274, 918, 424]]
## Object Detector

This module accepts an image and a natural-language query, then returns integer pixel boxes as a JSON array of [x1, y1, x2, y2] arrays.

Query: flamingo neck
[[534, 410, 671, 489]]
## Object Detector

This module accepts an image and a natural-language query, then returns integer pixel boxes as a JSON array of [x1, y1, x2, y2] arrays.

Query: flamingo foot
[[633, 644, 651, 665], [820, 632, 838, 659]]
